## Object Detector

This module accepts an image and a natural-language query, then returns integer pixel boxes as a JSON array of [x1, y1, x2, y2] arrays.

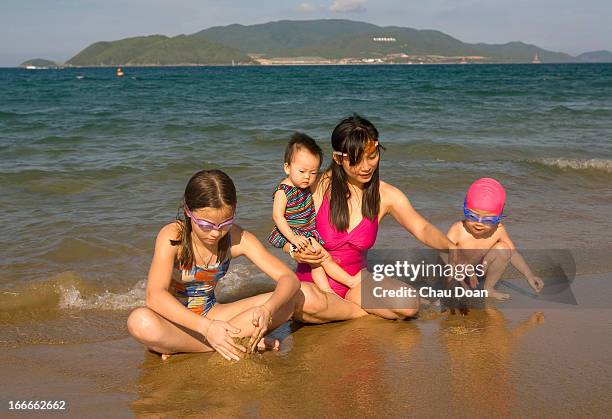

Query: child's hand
[[248, 304, 273, 353], [291, 243, 325, 265], [204, 320, 246, 361], [528, 275, 544, 293], [291, 236, 311, 251]]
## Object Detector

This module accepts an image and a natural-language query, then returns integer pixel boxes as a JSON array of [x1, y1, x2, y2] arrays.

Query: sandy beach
[[2, 0, 612, 413], [2, 272, 610, 418], [2, 63, 612, 417]]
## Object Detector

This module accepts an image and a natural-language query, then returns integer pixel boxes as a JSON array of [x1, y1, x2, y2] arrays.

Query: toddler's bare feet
[[161, 353, 171, 361]]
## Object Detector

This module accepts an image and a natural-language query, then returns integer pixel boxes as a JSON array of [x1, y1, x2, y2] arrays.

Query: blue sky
[[1, 0, 610, 66]]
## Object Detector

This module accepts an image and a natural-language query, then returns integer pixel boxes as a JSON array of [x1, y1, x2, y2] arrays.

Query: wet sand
[[2, 273, 611, 418]]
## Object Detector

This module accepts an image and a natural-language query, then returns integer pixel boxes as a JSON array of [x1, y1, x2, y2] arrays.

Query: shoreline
[[2, 272, 610, 416], [9, 61, 606, 69]]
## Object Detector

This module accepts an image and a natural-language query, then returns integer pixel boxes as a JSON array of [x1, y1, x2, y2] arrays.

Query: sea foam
[[533, 158, 612, 173]]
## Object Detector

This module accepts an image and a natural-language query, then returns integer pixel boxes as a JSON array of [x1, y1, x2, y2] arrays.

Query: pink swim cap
[[465, 178, 506, 216]]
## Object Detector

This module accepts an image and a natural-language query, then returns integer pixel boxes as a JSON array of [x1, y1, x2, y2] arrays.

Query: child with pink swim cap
[[446, 177, 544, 300]]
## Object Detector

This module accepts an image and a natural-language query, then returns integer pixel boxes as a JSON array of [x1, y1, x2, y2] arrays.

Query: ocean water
[[1, 64, 611, 345]]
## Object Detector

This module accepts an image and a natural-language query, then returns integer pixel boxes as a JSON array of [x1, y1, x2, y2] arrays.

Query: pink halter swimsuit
[[296, 194, 378, 298]]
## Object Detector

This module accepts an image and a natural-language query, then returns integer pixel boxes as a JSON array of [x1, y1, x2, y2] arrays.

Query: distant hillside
[[66, 19, 582, 66], [297, 27, 481, 58], [194, 20, 575, 62], [66, 35, 251, 66], [193, 19, 381, 57], [472, 41, 573, 63], [577, 50, 612, 63], [20, 58, 58, 67]]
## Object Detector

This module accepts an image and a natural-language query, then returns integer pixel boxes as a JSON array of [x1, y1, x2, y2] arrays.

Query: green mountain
[[472, 41, 573, 63], [193, 19, 381, 57], [298, 27, 481, 58], [66, 19, 582, 66], [194, 20, 575, 62], [576, 50, 612, 63], [66, 35, 251, 66], [20, 58, 58, 67], [197, 21, 479, 58]]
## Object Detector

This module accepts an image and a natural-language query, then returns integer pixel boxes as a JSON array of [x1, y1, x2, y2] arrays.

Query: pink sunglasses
[[183, 204, 234, 232]]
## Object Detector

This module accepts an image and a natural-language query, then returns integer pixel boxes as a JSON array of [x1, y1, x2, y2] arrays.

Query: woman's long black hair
[[328, 114, 382, 232]]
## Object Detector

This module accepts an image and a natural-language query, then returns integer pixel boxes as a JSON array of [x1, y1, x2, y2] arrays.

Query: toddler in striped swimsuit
[[269, 133, 360, 294]]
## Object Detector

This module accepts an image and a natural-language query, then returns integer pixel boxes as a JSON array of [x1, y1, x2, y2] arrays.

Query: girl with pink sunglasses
[[127, 169, 300, 361]]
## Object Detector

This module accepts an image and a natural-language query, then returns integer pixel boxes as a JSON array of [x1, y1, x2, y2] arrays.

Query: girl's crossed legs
[[127, 292, 293, 358]]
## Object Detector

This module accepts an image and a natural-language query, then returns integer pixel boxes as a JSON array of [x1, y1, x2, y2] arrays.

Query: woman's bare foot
[[161, 353, 171, 361], [487, 290, 511, 300]]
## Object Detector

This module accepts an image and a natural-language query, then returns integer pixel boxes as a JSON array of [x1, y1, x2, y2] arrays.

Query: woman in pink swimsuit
[[295, 191, 377, 299], [287, 114, 457, 323]]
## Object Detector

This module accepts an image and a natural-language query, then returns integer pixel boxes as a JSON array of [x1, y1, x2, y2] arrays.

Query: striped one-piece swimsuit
[[170, 258, 230, 316], [268, 183, 324, 248]]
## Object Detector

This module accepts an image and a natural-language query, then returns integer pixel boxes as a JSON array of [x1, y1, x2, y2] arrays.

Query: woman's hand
[[203, 319, 246, 361], [248, 305, 272, 353]]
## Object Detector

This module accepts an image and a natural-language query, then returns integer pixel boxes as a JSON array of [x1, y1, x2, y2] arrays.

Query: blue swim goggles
[[463, 200, 506, 225]]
